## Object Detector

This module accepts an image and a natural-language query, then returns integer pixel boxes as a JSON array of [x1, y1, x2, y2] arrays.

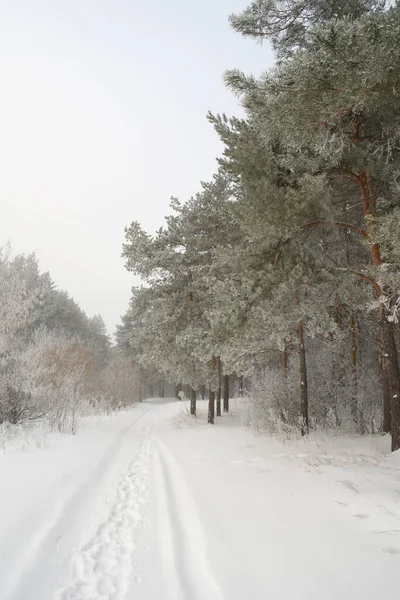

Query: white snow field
[[1, 398, 399, 600]]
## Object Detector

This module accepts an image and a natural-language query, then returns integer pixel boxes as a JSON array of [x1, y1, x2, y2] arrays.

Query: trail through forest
[[1, 398, 399, 600]]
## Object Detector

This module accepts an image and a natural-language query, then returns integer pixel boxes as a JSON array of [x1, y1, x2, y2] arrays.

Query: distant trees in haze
[[0, 245, 140, 433]]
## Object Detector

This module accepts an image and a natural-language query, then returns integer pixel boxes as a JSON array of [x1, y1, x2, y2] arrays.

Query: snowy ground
[[1, 398, 399, 600]]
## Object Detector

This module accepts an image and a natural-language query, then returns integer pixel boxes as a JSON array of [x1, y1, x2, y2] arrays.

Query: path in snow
[[56, 436, 152, 600], [1, 403, 158, 600], [153, 439, 224, 600], [1, 398, 400, 600]]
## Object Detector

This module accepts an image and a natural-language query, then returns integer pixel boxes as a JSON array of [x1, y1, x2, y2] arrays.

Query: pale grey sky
[[0, 0, 273, 334]]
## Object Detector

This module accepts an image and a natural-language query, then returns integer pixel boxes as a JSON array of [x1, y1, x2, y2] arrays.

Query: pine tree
[[225, 1, 400, 448]]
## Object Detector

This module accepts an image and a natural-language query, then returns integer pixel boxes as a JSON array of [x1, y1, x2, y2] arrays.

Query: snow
[[1, 398, 399, 600]]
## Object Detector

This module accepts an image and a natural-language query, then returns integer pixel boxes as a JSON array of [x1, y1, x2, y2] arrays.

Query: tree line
[[0, 246, 140, 434], [119, 0, 400, 451]]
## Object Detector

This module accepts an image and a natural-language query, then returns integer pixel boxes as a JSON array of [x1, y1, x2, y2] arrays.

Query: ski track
[[154, 439, 225, 600], [55, 435, 152, 600], [3, 406, 155, 600]]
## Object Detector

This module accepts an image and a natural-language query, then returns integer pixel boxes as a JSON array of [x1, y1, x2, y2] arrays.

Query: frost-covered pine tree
[[122, 176, 239, 421], [224, 0, 400, 448]]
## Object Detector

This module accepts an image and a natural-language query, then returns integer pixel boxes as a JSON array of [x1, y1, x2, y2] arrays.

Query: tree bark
[[238, 376, 244, 398], [349, 311, 359, 427], [382, 361, 392, 434], [139, 368, 143, 402], [200, 384, 206, 400], [208, 389, 215, 424], [298, 321, 309, 436], [336, 301, 346, 391], [190, 387, 197, 417], [397, 321, 400, 369], [281, 345, 288, 378], [208, 390, 215, 424], [223, 374, 229, 413], [216, 357, 222, 417], [379, 313, 392, 434], [381, 312, 400, 451]]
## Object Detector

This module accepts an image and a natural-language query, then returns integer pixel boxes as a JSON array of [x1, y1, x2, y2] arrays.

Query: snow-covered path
[[1, 399, 400, 600]]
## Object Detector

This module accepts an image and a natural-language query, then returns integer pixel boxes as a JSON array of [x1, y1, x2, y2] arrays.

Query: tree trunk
[[190, 387, 197, 417], [379, 314, 392, 434], [208, 390, 215, 424], [382, 362, 392, 434], [216, 357, 222, 417], [223, 374, 229, 413], [281, 346, 288, 378], [327, 331, 340, 426], [139, 368, 143, 402], [298, 321, 309, 436], [381, 312, 400, 451], [397, 321, 400, 369], [351, 167, 400, 447], [175, 383, 181, 400], [336, 301, 346, 393], [238, 376, 244, 398], [349, 311, 359, 427], [200, 384, 206, 400]]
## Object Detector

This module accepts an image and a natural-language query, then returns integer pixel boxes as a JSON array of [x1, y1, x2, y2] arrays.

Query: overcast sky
[[0, 0, 273, 335]]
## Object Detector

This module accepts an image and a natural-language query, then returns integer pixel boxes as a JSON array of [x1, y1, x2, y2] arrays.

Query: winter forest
[[3, 0, 400, 454], [2, 1, 400, 598]]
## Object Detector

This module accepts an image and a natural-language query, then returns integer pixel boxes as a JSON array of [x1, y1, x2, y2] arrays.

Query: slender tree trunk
[[200, 384, 206, 400], [216, 390, 222, 417], [223, 374, 229, 413], [382, 312, 400, 451], [281, 345, 288, 378], [328, 330, 340, 426], [349, 311, 359, 426], [139, 367, 143, 402], [337, 301, 346, 393], [238, 376, 244, 398], [378, 307, 400, 448], [190, 387, 197, 417], [382, 361, 392, 434], [397, 322, 400, 369], [298, 321, 309, 436], [175, 383, 182, 400], [208, 389, 215, 424], [216, 357, 222, 417], [349, 313, 357, 375], [379, 313, 392, 434]]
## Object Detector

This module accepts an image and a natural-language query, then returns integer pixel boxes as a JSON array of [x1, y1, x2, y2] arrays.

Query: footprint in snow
[[382, 547, 400, 555]]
